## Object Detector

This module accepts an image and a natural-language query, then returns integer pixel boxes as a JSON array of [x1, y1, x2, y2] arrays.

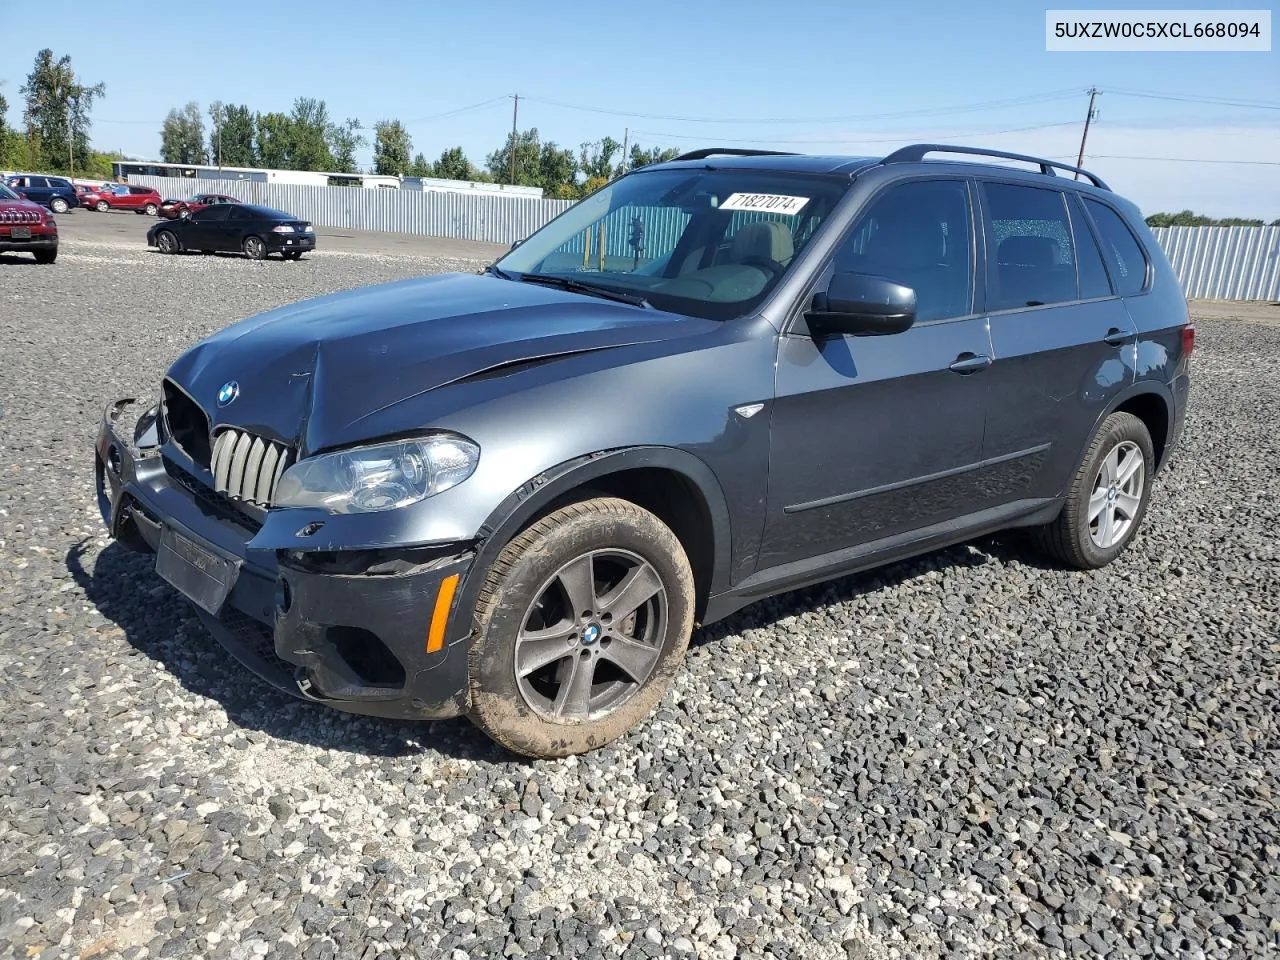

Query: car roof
[[645, 144, 1113, 193]]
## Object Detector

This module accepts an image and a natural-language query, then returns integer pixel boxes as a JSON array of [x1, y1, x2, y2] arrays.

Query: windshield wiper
[[516, 273, 651, 309], [484, 263, 513, 280]]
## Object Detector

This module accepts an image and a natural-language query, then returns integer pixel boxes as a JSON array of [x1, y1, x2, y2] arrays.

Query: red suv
[[159, 192, 239, 220], [91, 184, 163, 216], [0, 181, 58, 263]]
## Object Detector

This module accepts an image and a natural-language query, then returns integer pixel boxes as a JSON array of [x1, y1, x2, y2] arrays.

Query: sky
[[3, 0, 1277, 217]]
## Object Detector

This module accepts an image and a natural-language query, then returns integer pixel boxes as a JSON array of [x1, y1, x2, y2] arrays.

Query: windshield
[[0, 183, 18, 201], [495, 168, 848, 321]]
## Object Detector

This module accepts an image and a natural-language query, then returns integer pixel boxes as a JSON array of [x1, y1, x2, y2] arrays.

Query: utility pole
[[620, 127, 629, 177], [508, 93, 519, 185], [216, 107, 222, 171], [1074, 87, 1100, 179]]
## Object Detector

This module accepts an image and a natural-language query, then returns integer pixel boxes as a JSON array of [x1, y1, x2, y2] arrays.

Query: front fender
[[443, 445, 734, 647]]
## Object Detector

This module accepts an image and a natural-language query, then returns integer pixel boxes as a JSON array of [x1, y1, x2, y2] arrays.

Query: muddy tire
[[1033, 411, 1155, 569], [467, 497, 695, 758]]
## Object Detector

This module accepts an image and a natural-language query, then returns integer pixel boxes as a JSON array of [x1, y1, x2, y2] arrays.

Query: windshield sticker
[[719, 193, 810, 215]]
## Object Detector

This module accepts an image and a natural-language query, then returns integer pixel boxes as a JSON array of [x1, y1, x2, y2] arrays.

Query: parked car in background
[[91, 184, 162, 216], [147, 203, 315, 259], [159, 193, 240, 220], [0, 181, 58, 263], [97, 144, 1192, 758], [5, 174, 79, 214]]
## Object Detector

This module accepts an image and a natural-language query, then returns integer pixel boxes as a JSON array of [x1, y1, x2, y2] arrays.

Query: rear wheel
[[50, 197, 69, 214], [283, 250, 303, 260], [1033, 411, 1155, 569], [144, 203, 158, 217], [33, 249, 57, 264], [155, 230, 179, 255], [243, 235, 267, 260], [467, 497, 695, 758], [95, 200, 109, 212]]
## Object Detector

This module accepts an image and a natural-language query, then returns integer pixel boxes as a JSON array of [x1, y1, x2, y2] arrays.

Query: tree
[[288, 97, 334, 170], [160, 101, 206, 164], [372, 119, 412, 176], [433, 146, 476, 181], [1146, 210, 1268, 227], [626, 144, 679, 171], [408, 152, 433, 177], [211, 103, 256, 167], [255, 111, 292, 168], [486, 128, 541, 185], [538, 142, 579, 198], [327, 117, 364, 174], [579, 137, 621, 181], [21, 49, 105, 175]]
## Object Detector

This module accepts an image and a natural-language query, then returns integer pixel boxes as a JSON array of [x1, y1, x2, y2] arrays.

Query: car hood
[[0, 198, 46, 216], [165, 272, 717, 454]]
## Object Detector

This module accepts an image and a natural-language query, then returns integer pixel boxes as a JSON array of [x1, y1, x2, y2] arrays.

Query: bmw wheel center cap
[[582, 623, 601, 645], [217, 381, 239, 406]]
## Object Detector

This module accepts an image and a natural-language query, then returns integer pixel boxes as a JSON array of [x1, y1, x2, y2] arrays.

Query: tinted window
[[983, 182, 1079, 311], [191, 206, 230, 222], [1084, 199, 1149, 296], [242, 205, 293, 220], [1068, 195, 1113, 299], [833, 179, 973, 323], [49, 178, 70, 190]]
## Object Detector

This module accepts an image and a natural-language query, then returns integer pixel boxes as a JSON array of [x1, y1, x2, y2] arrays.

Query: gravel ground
[[1, 238, 1277, 960]]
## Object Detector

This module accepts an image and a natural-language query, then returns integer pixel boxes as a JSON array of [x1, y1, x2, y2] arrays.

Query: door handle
[[1103, 328, 1134, 346], [949, 352, 992, 374]]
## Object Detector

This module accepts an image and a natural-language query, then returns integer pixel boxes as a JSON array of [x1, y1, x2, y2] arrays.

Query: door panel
[[977, 182, 1137, 504], [759, 177, 991, 571]]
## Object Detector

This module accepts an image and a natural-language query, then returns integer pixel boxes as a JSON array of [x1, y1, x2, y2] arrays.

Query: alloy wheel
[[514, 549, 667, 721], [1088, 440, 1145, 549]]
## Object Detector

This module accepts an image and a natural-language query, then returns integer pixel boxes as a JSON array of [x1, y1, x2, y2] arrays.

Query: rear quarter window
[[1083, 198, 1150, 296]]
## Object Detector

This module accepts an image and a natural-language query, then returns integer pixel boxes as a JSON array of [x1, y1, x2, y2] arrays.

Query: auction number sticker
[[719, 193, 810, 215]]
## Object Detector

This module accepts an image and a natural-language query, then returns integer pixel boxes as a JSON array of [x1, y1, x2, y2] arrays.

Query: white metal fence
[[126, 175, 1280, 301]]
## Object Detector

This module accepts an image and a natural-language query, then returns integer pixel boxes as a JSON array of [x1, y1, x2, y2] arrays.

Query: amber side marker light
[[426, 574, 460, 653]]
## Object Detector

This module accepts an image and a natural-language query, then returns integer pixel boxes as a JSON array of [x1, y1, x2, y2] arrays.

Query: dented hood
[[165, 272, 714, 453]]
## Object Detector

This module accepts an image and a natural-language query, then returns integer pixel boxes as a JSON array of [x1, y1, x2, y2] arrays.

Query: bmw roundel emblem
[[217, 381, 240, 406]]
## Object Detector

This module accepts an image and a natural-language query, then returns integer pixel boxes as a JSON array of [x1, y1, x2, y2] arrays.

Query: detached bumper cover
[[95, 399, 475, 720]]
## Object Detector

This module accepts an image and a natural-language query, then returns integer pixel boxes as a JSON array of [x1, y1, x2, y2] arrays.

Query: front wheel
[[155, 230, 179, 255], [1034, 411, 1155, 569], [95, 200, 109, 212], [50, 198, 69, 214], [243, 235, 267, 260], [467, 497, 696, 758], [33, 249, 57, 264]]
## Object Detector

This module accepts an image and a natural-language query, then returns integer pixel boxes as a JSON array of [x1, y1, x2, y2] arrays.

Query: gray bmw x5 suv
[[96, 144, 1192, 757]]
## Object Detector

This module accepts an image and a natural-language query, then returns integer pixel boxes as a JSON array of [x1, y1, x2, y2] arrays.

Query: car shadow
[[65, 539, 502, 762], [67, 528, 1060, 761], [0, 253, 48, 266]]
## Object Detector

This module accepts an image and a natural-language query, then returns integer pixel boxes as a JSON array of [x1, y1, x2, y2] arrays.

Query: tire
[[144, 203, 158, 217], [155, 230, 179, 255], [283, 250, 303, 260], [33, 249, 57, 264], [243, 235, 267, 260], [50, 197, 69, 214], [1033, 411, 1155, 569], [95, 200, 109, 212], [467, 497, 695, 758]]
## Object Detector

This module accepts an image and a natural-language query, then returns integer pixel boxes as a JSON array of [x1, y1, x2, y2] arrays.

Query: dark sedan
[[147, 203, 315, 260]]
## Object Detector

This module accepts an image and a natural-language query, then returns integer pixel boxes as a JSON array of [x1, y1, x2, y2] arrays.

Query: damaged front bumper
[[94, 398, 476, 720]]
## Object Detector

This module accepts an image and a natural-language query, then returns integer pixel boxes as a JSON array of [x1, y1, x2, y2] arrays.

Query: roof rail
[[880, 143, 1111, 190], [672, 148, 798, 162]]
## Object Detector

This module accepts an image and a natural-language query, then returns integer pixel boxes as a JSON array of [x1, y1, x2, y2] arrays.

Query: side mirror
[[807, 272, 916, 336], [509, 237, 525, 252]]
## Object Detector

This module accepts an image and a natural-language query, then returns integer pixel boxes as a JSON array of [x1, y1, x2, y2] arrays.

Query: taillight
[[1182, 322, 1196, 360]]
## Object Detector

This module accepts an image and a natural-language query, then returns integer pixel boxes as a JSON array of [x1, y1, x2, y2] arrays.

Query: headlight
[[272, 434, 479, 514]]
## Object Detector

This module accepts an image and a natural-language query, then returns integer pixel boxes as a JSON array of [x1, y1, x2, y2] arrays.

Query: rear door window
[[982, 182, 1079, 311], [1083, 199, 1149, 296]]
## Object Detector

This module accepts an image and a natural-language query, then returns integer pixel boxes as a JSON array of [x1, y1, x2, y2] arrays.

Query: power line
[[1108, 89, 1280, 110], [630, 119, 1083, 146], [520, 89, 1084, 125], [1089, 155, 1280, 166]]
